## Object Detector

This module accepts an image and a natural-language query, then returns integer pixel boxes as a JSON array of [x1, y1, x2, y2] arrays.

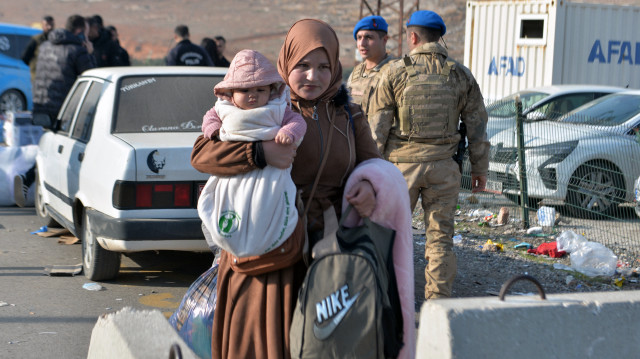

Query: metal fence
[[458, 94, 640, 267]]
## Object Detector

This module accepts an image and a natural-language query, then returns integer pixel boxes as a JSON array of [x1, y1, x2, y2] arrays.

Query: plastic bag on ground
[[536, 206, 556, 227], [570, 241, 618, 277], [556, 230, 587, 253], [169, 264, 218, 359], [0, 145, 38, 206]]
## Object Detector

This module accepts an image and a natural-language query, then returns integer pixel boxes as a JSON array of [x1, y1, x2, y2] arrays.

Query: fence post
[[515, 96, 529, 228]]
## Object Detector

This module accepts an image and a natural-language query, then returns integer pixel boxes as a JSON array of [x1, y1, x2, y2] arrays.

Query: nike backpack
[[289, 207, 404, 358]]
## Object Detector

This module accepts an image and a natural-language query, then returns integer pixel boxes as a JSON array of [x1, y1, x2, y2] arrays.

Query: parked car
[[460, 85, 627, 189], [485, 85, 628, 139], [0, 23, 41, 113], [488, 91, 640, 217], [635, 175, 640, 219], [35, 66, 226, 280]]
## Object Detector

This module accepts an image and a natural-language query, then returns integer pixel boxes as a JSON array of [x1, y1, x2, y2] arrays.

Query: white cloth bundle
[[198, 165, 298, 257]]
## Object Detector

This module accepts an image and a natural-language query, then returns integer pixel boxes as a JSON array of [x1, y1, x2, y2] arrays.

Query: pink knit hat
[[214, 49, 285, 102]]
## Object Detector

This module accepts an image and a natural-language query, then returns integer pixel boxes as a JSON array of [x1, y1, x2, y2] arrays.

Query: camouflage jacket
[[368, 42, 489, 176], [346, 54, 397, 115]]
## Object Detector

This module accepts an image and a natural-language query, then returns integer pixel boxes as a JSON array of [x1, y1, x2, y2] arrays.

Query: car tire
[[34, 170, 61, 228], [81, 210, 121, 281], [0, 89, 26, 113], [566, 161, 624, 218]]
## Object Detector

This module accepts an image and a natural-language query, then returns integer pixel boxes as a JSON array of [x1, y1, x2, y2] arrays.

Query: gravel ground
[[411, 195, 640, 313]]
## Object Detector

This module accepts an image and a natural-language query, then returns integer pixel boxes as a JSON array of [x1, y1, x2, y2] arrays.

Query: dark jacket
[[215, 55, 231, 67], [21, 32, 49, 81], [113, 40, 131, 66], [32, 28, 97, 118], [165, 39, 214, 66], [91, 28, 120, 67]]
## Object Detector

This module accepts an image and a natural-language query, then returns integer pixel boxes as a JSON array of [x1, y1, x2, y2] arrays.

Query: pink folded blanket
[[342, 158, 415, 359]]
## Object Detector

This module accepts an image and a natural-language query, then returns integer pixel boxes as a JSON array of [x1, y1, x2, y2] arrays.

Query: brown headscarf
[[277, 19, 343, 102]]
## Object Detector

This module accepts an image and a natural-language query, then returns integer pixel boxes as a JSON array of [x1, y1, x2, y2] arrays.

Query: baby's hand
[[275, 133, 293, 145]]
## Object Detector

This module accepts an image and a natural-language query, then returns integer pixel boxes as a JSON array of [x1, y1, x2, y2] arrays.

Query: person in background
[[213, 35, 231, 67], [200, 37, 220, 67], [15, 14, 96, 207], [21, 15, 55, 82], [105, 25, 130, 66], [87, 15, 119, 67], [368, 10, 490, 300], [346, 15, 396, 117], [166, 25, 214, 66]]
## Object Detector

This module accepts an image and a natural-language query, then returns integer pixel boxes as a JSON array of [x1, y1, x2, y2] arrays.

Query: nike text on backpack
[[289, 205, 404, 358]]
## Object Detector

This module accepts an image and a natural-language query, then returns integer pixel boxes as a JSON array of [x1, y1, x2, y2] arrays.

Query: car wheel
[[81, 210, 121, 281], [566, 161, 624, 218], [0, 89, 26, 114], [34, 170, 60, 227]]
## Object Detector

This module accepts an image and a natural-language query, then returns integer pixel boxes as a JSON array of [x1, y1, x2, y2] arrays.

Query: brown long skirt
[[211, 247, 306, 359]]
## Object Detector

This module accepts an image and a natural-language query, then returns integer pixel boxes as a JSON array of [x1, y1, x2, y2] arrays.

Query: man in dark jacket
[[106, 25, 130, 66], [32, 14, 96, 124], [21, 15, 55, 82], [165, 25, 214, 66], [87, 15, 119, 67], [15, 14, 97, 207]]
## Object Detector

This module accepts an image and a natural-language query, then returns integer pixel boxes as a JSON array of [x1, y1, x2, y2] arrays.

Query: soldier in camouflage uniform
[[346, 15, 396, 115], [369, 10, 490, 299]]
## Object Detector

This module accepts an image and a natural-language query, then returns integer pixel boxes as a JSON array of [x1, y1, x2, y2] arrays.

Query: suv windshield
[[559, 93, 640, 126], [486, 91, 549, 118], [114, 75, 223, 133]]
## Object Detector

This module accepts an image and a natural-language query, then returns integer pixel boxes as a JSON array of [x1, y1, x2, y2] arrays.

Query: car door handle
[[57, 145, 63, 153], [78, 152, 84, 162]]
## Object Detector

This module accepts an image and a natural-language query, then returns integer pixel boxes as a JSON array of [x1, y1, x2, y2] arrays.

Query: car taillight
[[113, 181, 199, 209], [136, 184, 153, 208]]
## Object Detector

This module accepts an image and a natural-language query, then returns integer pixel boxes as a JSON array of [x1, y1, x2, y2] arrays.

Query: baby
[[201, 50, 305, 146], [198, 49, 306, 258]]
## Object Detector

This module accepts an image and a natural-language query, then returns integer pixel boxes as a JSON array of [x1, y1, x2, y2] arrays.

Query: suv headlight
[[527, 140, 578, 163]]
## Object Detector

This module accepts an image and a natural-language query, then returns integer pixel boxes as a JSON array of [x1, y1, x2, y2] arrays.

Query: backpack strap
[[344, 103, 355, 136], [402, 55, 417, 78]]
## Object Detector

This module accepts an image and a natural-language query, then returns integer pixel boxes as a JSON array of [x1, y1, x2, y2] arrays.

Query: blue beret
[[353, 15, 388, 40], [406, 10, 446, 36]]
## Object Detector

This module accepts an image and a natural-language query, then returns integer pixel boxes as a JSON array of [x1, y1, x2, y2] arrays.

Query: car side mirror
[[525, 111, 546, 122], [32, 113, 54, 130]]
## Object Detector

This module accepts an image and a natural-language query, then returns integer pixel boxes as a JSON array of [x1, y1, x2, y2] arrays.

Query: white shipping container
[[464, 0, 640, 102]]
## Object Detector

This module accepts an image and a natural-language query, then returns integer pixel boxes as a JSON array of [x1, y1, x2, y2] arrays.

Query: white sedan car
[[635, 176, 640, 219], [488, 91, 640, 218], [35, 66, 226, 280], [461, 85, 626, 189], [485, 85, 627, 139]]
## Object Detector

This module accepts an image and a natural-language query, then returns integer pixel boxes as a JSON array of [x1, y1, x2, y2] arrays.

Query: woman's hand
[[344, 180, 376, 218], [262, 140, 297, 169]]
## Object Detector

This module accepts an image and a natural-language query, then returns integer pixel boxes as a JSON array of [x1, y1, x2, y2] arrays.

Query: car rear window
[[113, 75, 223, 133]]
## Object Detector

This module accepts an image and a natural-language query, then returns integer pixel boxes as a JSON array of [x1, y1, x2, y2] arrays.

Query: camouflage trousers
[[395, 158, 460, 299]]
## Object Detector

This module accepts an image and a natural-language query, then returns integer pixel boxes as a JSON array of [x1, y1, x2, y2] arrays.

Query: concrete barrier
[[87, 307, 198, 359], [417, 290, 640, 358]]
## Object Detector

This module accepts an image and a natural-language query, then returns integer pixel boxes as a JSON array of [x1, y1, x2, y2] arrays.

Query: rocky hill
[[2, 0, 468, 69], [3, 0, 637, 71]]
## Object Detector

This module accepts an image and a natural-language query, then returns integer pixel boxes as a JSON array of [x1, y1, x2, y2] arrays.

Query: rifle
[[453, 121, 467, 173]]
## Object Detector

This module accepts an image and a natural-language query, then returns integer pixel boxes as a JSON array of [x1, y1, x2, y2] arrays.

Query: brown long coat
[[191, 92, 381, 359]]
